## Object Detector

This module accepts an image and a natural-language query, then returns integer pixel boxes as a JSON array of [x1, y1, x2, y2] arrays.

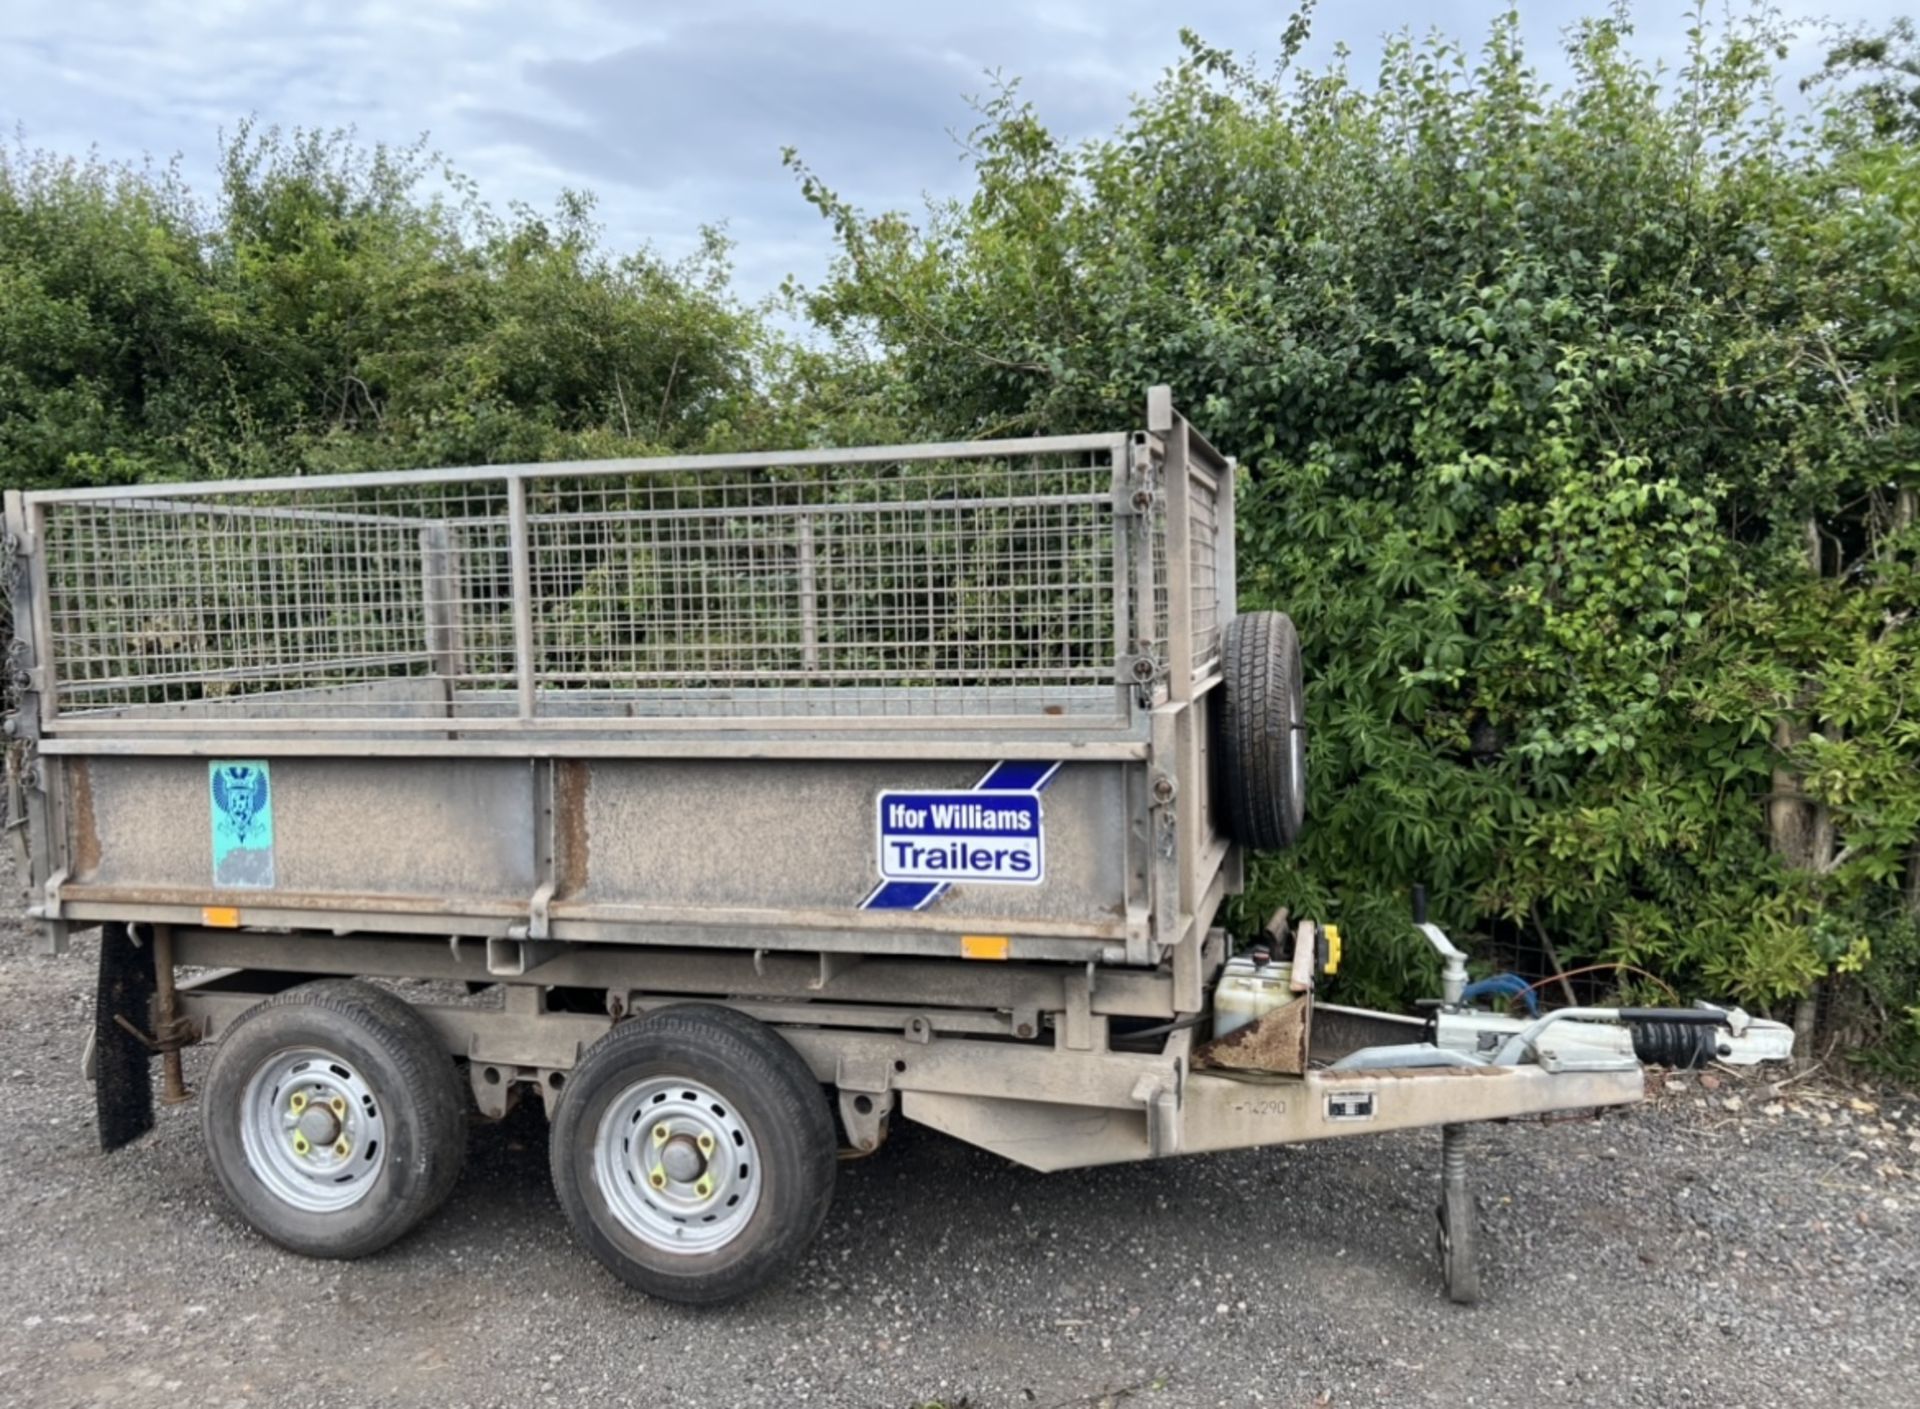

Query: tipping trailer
[[3, 388, 1790, 1303]]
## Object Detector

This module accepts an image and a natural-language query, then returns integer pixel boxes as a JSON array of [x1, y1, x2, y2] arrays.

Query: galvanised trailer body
[[3, 389, 1782, 1304], [12, 392, 1229, 974]]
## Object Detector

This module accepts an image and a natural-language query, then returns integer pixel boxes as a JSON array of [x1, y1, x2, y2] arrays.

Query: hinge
[[31, 866, 67, 921], [526, 878, 555, 941]]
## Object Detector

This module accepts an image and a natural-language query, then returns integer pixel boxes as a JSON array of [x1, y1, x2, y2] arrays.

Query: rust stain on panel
[[68, 758, 101, 878], [555, 760, 592, 898]]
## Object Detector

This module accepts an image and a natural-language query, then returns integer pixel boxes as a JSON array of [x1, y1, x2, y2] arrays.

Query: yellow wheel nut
[[328, 1096, 348, 1119], [694, 1176, 713, 1199], [652, 1124, 671, 1145], [292, 1132, 310, 1155], [648, 1168, 667, 1190], [696, 1132, 715, 1156], [289, 1092, 308, 1114], [334, 1139, 350, 1158]]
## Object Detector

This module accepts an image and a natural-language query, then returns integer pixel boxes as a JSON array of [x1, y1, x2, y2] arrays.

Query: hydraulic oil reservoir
[[1212, 952, 1296, 1039]]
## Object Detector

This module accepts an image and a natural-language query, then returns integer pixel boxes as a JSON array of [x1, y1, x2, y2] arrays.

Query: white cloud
[[2, 0, 1912, 303]]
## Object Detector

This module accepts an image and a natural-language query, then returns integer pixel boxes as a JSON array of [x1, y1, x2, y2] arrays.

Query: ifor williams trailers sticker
[[863, 761, 1060, 911], [876, 789, 1044, 887]]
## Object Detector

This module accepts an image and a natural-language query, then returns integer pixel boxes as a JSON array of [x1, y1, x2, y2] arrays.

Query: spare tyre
[[1213, 611, 1306, 851]]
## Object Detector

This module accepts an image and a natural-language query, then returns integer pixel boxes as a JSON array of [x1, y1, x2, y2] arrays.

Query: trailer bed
[[10, 401, 1235, 984]]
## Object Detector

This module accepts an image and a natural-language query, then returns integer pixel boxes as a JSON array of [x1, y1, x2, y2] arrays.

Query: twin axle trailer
[[3, 389, 1790, 1303]]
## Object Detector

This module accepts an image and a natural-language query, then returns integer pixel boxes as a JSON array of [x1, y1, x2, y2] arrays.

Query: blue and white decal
[[863, 761, 1060, 910], [209, 760, 275, 889]]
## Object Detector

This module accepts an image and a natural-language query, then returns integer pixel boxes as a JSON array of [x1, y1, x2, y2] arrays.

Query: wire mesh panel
[[1188, 468, 1222, 677], [524, 452, 1120, 718], [43, 493, 471, 717], [31, 438, 1148, 726]]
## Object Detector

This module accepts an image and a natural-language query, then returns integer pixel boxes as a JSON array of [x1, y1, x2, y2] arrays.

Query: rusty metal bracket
[[145, 925, 191, 1104], [1193, 995, 1313, 1077], [111, 1012, 201, 1056]]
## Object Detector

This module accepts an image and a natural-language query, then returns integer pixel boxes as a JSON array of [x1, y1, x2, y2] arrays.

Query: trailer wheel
[[1214, 610, 1307, 851], [550, 1004, 836, 1305], [202, 980, 467, 1259]]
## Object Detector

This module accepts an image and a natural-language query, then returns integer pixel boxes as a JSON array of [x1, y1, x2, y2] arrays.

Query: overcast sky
[[2, 1, 1910, 302]]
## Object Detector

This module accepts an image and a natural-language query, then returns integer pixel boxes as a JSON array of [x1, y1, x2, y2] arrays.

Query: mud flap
[[94, 922, 155, 1151]]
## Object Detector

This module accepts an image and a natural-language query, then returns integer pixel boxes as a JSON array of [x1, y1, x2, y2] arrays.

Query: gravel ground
[[0, 910, 1915, 1408]]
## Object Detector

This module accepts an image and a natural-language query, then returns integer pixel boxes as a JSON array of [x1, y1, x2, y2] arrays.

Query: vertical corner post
[[506, 477, 537, 721]]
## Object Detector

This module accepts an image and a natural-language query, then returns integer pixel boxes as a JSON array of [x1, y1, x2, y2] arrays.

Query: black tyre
[[202, 979, 467, 1259], [550, 1004, 837, 1305], [1214, 610, 1307, 850]]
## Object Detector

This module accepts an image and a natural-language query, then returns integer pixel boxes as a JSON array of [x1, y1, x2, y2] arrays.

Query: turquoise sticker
[[210, 761, 275, 888]]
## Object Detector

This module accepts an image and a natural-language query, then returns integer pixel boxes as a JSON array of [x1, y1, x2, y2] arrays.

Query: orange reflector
[[960, 934, 1009, 961], [201, 906, 240, 928]]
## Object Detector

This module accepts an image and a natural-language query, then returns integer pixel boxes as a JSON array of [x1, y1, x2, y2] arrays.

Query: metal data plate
[[1324, 1090, 1377, 1122]]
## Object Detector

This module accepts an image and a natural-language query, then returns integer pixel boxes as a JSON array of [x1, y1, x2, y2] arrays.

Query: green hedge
[[0, 124, 762, 488], [793, 10, 1920, 1068]]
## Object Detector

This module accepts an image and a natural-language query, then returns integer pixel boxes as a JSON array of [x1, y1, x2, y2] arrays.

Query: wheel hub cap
[[240, 1048, 388, 1213], [296, 1105, 342, 1146], [594, 1076, 761, 1254], [660, 1135, 705, 1183]]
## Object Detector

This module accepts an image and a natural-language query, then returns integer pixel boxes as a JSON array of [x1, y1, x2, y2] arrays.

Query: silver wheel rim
[[239, 1047, 389, 1214], [593, 1075, 762, 1254]]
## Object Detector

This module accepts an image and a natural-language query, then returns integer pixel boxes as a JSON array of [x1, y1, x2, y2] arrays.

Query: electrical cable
[[1108, 1011, 1211, 1046]]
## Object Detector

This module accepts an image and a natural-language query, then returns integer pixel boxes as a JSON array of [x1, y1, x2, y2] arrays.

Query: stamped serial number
[[1229, 1099, 1289, 1116]]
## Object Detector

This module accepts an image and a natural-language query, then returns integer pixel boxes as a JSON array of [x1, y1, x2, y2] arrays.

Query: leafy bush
[[793, 6, 1920, 1054], [0, 123, 762, 490]]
